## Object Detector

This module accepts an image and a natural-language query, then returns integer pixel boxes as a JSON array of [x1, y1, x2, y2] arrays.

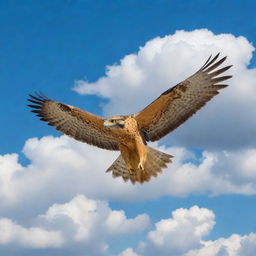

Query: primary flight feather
[[28, 53, 232, 183]]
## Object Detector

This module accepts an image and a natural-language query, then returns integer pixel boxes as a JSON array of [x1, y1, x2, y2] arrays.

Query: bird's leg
[[119, 144, 136, 176], [138, 159, 145, 170], [138, 154, 147, 171], [136, 141, 147, 171]]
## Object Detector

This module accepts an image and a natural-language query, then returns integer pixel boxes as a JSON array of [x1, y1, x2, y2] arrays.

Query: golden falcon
[[28, 53, 232, 183]]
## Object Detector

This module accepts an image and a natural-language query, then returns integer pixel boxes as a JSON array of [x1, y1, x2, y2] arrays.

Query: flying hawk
[[28, 53, 232, 183]]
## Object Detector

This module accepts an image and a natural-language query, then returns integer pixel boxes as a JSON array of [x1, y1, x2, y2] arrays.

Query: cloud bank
[[0, 195, 149, 255], [0, 218, 63, 248], [120, 206, 256, 256], [1, 135, 256, 216], [1, 197, 256, 256]]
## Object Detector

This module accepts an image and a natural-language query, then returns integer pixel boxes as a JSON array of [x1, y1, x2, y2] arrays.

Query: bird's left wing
[[134, 53, 232, 142], [28, 93, 119, 150]]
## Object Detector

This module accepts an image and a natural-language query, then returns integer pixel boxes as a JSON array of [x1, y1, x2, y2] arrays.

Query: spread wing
[[28, 93, 119, 150], [135, 53, 232, 142]]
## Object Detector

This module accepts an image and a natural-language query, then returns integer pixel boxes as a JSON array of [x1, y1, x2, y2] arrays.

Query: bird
[[28, 53, 232, 184]]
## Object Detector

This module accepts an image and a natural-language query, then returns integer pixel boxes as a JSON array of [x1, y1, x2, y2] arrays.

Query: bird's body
[[105, 116, 148, 172], [99, 115, 173, 182], [28, 53, 232, 183]]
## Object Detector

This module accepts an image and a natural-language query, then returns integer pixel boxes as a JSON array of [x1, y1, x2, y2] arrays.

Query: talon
[[138, 162, 144, 170], [128, 168, 135, 175]]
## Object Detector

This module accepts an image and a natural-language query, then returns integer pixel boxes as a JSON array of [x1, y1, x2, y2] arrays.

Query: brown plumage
[[28, 53, 232, 184]]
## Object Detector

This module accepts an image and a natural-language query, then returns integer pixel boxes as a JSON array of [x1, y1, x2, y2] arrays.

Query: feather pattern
[[28, 93, 119, 150], [135, 53, 232, 141], [107, 147, 173, 183]]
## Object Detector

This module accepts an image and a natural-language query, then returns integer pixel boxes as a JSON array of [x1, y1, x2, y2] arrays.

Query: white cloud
[[186, 233, 256, 256], [105, 209, 149, 235], [74, 29, 256, 149], [140, 206, 215, 255], [42, 194, 150, 242], [118, 248, 141, 256], [120, 206, 256, 256], [1, 134, 256, 216], [40, 194, 149, 255], [0, 194, 149, 255], [0, 218, 63, 248], [0, 154, 23, 202], [1, 199, 255, 256]]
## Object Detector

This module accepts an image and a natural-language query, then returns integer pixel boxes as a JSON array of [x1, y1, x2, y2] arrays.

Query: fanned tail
[[106, 147, 173, 184]]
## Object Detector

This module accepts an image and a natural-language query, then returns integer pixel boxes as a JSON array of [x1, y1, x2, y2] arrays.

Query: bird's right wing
[[135, 53, 232, 142], [28, 93, 119, 150]]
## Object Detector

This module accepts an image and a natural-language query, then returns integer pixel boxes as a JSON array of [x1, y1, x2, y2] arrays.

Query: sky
[[0, 0, 256, 255]]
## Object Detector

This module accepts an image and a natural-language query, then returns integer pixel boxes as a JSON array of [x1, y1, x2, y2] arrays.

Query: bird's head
[[103, 116, 126, 129]]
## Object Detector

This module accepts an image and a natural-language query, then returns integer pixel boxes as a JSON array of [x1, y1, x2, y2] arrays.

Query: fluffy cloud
[[186, 233, 256, 256], [0, 218, 63, 248], [40, 194, 149, 255], [118, 248, 141, 256], [0, 154, 23, 203], [121, 206, 256, 256], [4, 201, 256, 256], [41, 194, 149, 241], [0, 194, 149, 255], [140, 206, 215, 255], [74, 29, 256, 150], [1, 135, 256, 216]]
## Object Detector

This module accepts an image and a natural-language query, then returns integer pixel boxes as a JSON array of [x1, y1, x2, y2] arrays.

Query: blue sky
[[1, 1, 256, 256]]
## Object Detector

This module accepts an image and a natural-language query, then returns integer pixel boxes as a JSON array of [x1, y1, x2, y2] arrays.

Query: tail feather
[[106, 155, 129, 181], [106, 147, 173, 184]]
